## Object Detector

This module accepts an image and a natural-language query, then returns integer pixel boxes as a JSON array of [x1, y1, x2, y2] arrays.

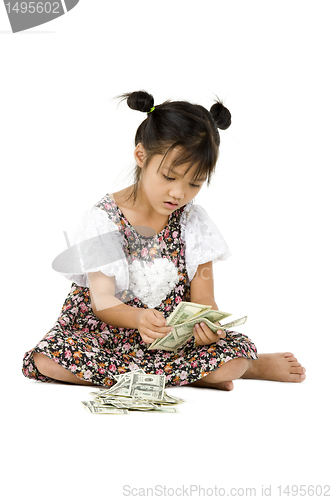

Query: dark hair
[[116, 90, 231, 205]]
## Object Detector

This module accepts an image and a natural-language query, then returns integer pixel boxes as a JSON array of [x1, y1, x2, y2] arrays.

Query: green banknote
[[82, 369, 184, 414], [147, 301, 247, 352]]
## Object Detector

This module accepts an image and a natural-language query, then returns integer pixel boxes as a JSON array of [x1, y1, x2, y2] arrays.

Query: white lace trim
[[128, 258, 180, 308], [179, 199, 194, 243], [179, 201, 231, 282]]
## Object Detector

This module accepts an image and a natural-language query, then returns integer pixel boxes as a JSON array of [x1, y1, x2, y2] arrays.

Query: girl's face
[[135, 144, 207, 215]]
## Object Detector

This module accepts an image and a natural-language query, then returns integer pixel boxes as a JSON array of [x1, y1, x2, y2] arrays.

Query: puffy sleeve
[[52, 206, 129, 293], [180, 201, 232, 283]]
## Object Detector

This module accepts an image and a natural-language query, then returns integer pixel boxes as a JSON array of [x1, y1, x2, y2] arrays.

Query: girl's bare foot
[[241, 352, 306, 383]]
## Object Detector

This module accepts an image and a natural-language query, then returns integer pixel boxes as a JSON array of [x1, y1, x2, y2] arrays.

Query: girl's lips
[[164, 201, 178, 210]]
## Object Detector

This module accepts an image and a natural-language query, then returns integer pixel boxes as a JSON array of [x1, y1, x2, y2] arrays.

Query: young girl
[[22, 90, 306, 391]]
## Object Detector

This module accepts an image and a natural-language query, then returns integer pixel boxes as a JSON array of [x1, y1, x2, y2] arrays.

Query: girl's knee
[[33, 352, 54, 376], [216, 356, 250, 378], [226, 357, 250, 368]]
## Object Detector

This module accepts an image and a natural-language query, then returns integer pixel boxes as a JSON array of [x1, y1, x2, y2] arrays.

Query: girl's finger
[[141, 334, 157, 344], [193, 327, 202, 345], [196, 323, 221, 345], [198, 322, 215, 342], [214, 322, 226, 338], [203, 323, 222, 341], [151, 310, 170, 327], [148, 319, 173, 333], [194, 324, 210, 344], [145, 329, 169, 339]]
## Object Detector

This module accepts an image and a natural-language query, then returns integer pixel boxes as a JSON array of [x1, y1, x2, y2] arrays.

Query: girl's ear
[[134, 143, 146, 168]]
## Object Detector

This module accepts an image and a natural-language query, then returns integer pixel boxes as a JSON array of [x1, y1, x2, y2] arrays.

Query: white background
[[1, 1, 331, 499]]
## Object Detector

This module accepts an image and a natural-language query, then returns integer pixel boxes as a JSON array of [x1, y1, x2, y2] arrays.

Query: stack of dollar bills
[[81, 369, 184, 414], [148, 301, 247, 352]]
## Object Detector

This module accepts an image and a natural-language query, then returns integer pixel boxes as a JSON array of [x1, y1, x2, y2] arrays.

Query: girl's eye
[[162, 174, 201, 188]]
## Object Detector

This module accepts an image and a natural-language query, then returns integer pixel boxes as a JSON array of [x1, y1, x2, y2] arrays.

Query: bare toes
[[284, 352, 295, 357], [289, 373, 306, 382], [290, 367, 306, 374]]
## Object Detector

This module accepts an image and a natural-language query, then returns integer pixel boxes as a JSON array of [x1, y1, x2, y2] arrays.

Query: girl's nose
[[169, 190, 184, 201]]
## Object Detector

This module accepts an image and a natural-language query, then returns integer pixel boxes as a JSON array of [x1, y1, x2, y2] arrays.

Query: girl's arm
[[88, 271, 142, 329], [190, 261, 225, 344], [190, 261, 218, 309], [88, 271, 173, 342]]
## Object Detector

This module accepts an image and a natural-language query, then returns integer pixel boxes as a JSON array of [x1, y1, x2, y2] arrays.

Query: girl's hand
[[137, 308, 174, 344], [193, 321, 226, 346]]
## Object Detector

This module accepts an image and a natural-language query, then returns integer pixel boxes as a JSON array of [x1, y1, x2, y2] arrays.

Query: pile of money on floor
[[81, 369, 184, 414]]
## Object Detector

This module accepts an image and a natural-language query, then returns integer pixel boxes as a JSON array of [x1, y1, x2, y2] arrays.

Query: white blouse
[[54, 198, 231, 305], [180, 201, 231, 282]]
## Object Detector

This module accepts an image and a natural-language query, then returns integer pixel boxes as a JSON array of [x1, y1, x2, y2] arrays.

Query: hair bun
[[210, 100, 231, 130], [118, 90, 154, 113]]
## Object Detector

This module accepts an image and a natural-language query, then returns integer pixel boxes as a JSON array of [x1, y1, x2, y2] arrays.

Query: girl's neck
[[111, 185, 171, 235], [115, 184, 156, 216]]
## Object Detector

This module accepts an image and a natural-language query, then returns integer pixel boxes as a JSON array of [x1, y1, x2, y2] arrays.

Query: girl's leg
[[33, 352, 97, 386], [188, 357, 250, 391], [188, 352, 306, 391]]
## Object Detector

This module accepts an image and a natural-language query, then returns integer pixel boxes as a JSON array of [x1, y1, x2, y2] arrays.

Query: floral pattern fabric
[[22, 193, 258, 387]]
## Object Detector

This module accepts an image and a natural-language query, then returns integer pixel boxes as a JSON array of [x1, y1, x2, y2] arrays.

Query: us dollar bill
[[147, 301, 247, 352], [83, 369, 183, 413], [81, 401, 129, 414], [106, 372, 166, 400]]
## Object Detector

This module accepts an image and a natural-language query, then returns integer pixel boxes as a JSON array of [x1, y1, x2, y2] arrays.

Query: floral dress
[[22, 193, 258, 387]]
